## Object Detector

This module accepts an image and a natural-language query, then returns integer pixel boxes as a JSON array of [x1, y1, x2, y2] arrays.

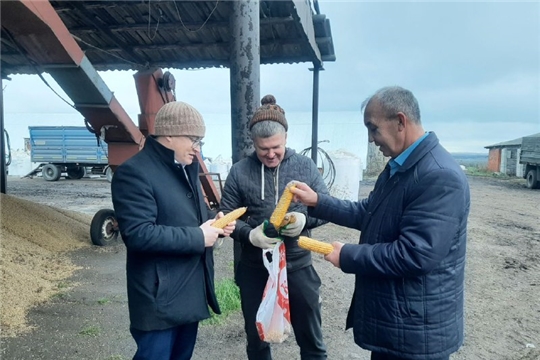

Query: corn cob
[[270, 183, 296, 228], [212, 207, 247, 229], [298, 236, 333, 255]]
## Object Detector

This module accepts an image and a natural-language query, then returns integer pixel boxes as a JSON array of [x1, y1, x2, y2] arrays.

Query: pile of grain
[[0, 194, 92, 337]]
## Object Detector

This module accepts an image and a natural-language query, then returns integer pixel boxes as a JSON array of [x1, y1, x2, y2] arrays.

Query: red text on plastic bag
[[255, 242, 291, 343]]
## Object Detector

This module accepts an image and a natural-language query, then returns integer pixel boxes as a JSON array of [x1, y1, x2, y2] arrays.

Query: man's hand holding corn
[[289, 181, 345, 267], [249, 222, 280, 249], [200, 220, 225, 247], [289, 181, 318, 207], [324, 242, 344, 268], [279, 212, 306, 237]]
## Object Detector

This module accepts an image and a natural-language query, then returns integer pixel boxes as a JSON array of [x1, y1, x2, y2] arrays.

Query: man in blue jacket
[[111, 101, 235, 360], [292, 86, 470, 360]]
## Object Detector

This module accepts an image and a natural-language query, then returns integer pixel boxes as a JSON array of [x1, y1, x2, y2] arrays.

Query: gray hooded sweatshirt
[[220, 148, 329, 271]]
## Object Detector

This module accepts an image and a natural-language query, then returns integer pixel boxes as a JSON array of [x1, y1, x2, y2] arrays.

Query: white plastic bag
[[255, 242, 292, 343]]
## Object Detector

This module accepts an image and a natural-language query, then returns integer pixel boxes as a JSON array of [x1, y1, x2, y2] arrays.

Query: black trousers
[[371, 352, 450, 360], [130, 322, 198, 360], [235, 261, 327, 360]]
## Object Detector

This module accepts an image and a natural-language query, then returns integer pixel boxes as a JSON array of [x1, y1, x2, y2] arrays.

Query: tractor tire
[[90, 209, 120, 246], [42, 164, 61, 181], [526, 169, 539, 189], [67, 166, 86, 180]]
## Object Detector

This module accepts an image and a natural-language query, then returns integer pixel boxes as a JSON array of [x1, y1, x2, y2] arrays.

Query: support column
[[1, 77, 5, 194], [230, 0, 259, 164], [310, 65, 321, 164], [230, 0, 260, 275]]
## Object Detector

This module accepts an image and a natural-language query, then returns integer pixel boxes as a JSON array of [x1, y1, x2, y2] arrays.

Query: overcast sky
[[3, 0, 539, 158]]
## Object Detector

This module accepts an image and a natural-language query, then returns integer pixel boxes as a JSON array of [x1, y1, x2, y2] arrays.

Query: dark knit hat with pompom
[[249, 94, 288, 131]]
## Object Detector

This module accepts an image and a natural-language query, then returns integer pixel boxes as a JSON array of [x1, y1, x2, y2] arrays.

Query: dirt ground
[[1, 174, 539, 360]]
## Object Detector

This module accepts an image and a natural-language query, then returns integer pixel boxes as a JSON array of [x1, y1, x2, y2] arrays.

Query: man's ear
[[396, 112, 407, 131]]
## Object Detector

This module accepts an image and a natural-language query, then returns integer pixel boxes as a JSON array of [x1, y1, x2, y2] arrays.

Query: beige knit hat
[[249, 94, 288, 131], [154, 101, 206, 137]]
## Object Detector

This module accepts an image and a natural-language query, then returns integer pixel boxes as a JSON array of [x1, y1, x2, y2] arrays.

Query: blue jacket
[[111, 136, 220, 331], [310, 132, 470, 359]]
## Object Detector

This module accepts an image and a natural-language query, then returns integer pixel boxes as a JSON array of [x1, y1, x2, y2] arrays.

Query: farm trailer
[[520, 135, 540, 189], [26, 126, 112, 181]]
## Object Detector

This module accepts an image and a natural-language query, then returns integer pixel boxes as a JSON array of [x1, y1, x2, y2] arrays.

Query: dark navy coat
[[310, 132, 470, 359], [111, 136, 220, 331]]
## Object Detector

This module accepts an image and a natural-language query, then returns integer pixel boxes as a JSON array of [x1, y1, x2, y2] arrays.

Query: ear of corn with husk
[[212, 207, 247, 229], [298, 236, 333, 255], [270, 183, 296, 228]]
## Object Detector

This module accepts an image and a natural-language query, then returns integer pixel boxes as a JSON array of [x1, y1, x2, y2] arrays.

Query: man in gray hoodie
[[220, 94, 329, 360]]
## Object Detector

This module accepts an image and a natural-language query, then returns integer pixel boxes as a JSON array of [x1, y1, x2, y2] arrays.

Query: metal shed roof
[[1, 0, 336, 77], [485, 132, 540, 149]]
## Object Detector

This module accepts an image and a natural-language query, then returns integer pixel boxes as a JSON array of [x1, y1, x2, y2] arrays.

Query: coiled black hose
[[300, 140, 336, 191]]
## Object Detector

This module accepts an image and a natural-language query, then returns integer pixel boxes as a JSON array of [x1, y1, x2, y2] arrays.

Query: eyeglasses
[[185, 136, 204, 149]]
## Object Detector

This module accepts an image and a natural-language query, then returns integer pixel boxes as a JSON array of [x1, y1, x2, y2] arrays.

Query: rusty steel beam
[[134, 69, 167, 136], [0, 0, 144, 167], [133, 68, 221, 207]]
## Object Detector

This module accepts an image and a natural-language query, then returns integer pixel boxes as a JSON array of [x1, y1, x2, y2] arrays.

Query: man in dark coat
[[220, 95, 329, 360], [111, 101, 235, 360], [292, 86, 470, 360]]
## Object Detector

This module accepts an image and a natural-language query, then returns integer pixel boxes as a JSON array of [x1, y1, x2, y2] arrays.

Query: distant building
[[484, 133, 540, 177]]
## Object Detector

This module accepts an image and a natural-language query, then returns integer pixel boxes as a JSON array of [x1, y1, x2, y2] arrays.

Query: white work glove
[[249, 222, 280, 249], [279, 212, 306, 237]]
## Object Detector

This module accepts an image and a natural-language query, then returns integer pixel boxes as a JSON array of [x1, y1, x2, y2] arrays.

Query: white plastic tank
[[328, 149, 363, 201], [208, 155, 230, 181], [7, 150, 33, 176]]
